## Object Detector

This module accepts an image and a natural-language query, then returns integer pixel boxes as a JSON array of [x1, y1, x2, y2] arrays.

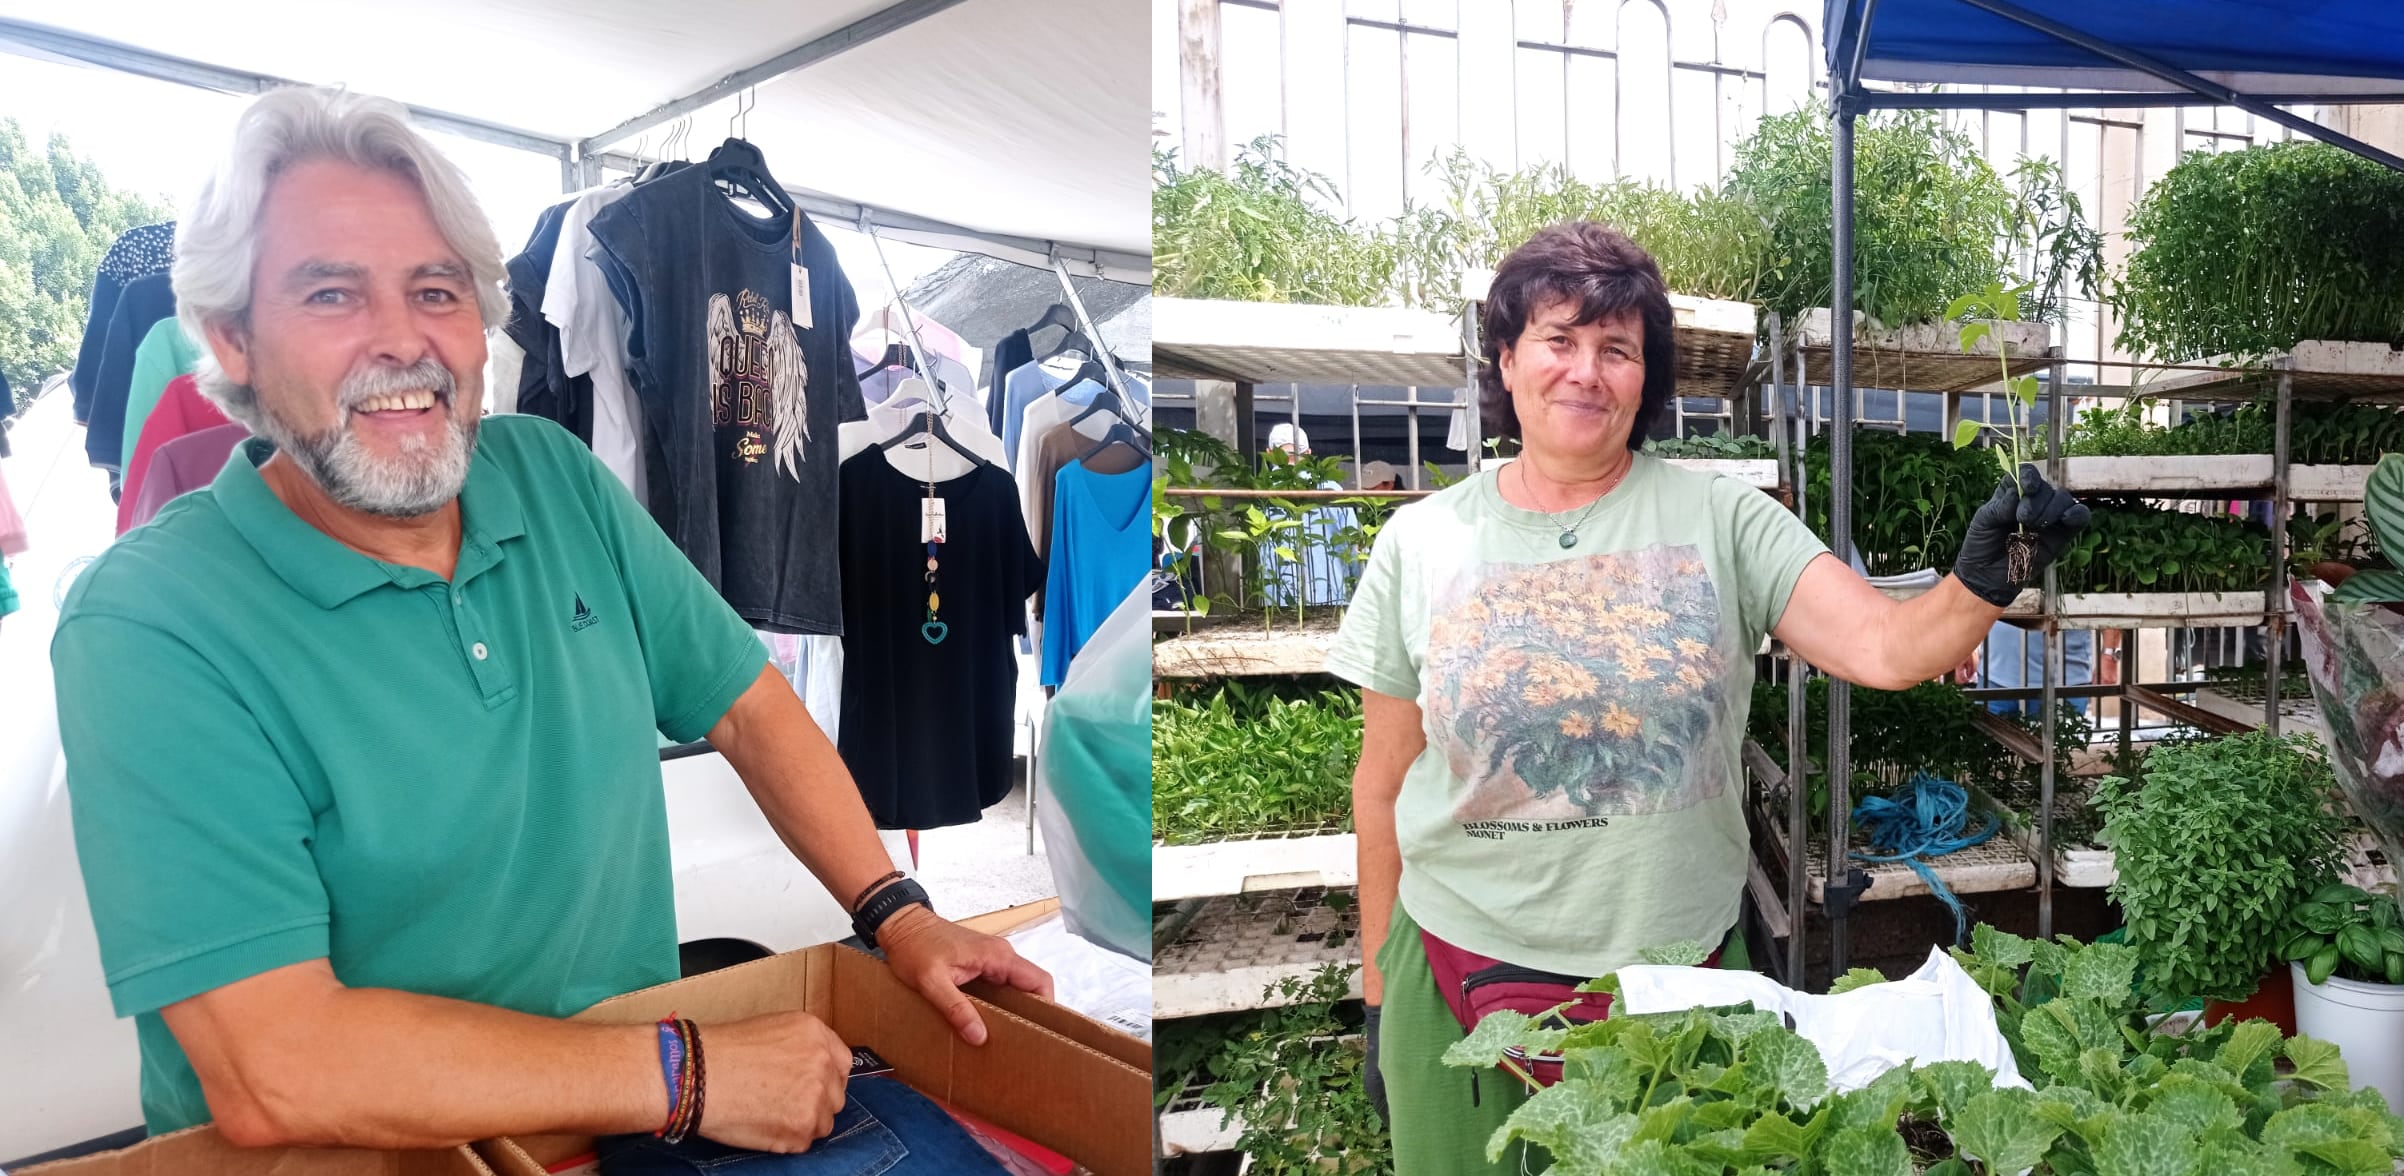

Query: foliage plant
[[0, 119, 173, 405], [2282, 884, 2404, 988], [2048, 499, 2271, 595], [1644, 433, 1779, 460], [1800, 429, 1998, 577], [1392, 149, 1774, 309], [1154, 428, 1391, 630], [1728, 110, 2057, 329], [1153, 138, 1401, 307], [2116, 141, 2404, 362], [1152, 683, 1363, 845], [2063, 399, 2404, 465], [1446, 923, 2402, 1175], [2095, 731, 2350, 1003], [2325, 454, 2404, 604], [1195, 966, 1390, 1175], [1949, 283, 2047, 483]]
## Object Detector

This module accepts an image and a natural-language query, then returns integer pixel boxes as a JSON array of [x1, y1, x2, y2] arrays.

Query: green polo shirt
[[51, 414, 769, 1134]]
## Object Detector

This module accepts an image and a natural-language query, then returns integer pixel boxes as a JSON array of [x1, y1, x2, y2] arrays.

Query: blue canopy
[[1826, 0, 2404, 98]]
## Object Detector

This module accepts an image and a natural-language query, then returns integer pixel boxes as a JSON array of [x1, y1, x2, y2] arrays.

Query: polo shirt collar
[[212, 433, 528, 610]]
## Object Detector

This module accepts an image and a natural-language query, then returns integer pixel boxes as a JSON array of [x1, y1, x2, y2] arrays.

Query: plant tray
[[1153, 888, 1364, 1018], [1154, 832, 1359, 903], [1153, 618, 1343, 679], [2054, 456, 2369, 501], [1157, 1070, 1245, 1156], [1794, 309, 2054, 394], [1752, 799, 2037, 904], [1661, 458, 1781, 488], [2052, 592, 2280, 629], [2143, 341, 2404, 405], [1966, 783, 2117, 889], [2191, 686, 2331, 748], [2341, 828, 2399, 892]]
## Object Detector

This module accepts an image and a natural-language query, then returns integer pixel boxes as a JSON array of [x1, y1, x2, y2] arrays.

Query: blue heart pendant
[[921, 621, 949, 645]]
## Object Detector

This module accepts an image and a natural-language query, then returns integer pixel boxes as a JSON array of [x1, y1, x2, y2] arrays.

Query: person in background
[[1329, 221, 2091, 1175], [1960, 622, 2096, 717], [1360, 460, 1401, 492], [50, 86, 1047, 1157], [1261, 422, 1356, 608]]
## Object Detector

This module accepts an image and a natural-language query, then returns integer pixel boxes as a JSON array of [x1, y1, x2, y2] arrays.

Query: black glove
[[1363, 1004, 1389, 1125], [1955, 462, 2091, 608]]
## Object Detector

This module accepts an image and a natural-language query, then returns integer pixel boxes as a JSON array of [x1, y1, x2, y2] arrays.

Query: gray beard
[[255, 359, 479, 519]]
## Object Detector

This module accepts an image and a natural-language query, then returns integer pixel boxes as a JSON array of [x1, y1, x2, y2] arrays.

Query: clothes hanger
[[1063, 383, 1135, 431], [877, 406, 983, 465], [1078, 417, 1151, 463], [860, 343, 915, 381], [706, 136, 796, 219]]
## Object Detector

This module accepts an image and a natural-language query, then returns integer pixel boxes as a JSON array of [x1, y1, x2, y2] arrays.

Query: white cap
[[1268, 423, 1311, 453], [1359, 460, 1400, 487]]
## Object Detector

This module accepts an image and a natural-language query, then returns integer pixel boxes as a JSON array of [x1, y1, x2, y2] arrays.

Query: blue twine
[[1849, 772, 2000, 945]]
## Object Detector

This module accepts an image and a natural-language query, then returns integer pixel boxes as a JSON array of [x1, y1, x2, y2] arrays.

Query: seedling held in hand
[[1949, 281, 2044, 582]]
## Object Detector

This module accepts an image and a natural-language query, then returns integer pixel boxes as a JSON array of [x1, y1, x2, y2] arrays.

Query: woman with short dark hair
[[1325, 221, 2088, 1172]]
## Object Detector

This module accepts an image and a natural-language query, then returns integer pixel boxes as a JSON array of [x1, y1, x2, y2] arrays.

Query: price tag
[[791, 263, 813, 330], [920, 497, 947, 543]]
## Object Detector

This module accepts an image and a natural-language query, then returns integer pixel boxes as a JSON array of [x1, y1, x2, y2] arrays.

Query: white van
[[0, 382, 848, 1165]]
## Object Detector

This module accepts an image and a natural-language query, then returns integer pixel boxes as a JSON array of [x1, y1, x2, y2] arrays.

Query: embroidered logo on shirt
[[570, 594, 599, 632]]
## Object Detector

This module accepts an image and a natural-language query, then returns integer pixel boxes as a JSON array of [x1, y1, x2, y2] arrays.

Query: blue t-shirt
[[1981, 622, 2094, 716], [1040, 463, 1150, 685]]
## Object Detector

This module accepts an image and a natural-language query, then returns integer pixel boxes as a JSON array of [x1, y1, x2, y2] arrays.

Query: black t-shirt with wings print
[[589, 166, 865, 635]]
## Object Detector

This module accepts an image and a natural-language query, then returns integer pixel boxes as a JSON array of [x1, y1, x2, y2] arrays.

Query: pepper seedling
[[1948, 281, 2044, 582]]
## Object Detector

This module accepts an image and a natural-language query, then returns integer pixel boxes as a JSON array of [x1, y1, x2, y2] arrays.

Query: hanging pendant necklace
[[1518, 459, 1629, 549], [917, 405, 949, 645]]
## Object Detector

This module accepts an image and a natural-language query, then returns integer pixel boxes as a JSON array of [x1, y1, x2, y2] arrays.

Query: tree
[[0, 119, 171, 411]]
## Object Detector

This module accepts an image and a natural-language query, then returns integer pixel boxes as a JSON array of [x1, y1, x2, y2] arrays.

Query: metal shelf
[[1152, 294, 1760, 397], [1752, 797, 2038, 904], [1153, 888, 1364, 1019]]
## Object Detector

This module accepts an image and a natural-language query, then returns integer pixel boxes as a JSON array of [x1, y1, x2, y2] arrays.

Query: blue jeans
[[597, 1077, 1010, 1175]]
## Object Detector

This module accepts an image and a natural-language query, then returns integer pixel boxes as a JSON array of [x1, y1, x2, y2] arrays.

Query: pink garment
[[118, 374, 233, 535], [0, 464, 25, 556], [125, 423, 248, 532]]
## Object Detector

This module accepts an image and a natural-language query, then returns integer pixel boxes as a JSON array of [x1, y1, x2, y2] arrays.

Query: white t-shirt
[[544, 184, 646, 502]]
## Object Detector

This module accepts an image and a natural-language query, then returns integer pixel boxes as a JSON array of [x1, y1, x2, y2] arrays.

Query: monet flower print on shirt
[[1423, 545, 1733, 830]]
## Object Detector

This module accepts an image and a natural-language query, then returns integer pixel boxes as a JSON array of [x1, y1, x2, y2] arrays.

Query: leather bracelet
[[684, 1018, 708, 1140], [850, 870, 905, 913]]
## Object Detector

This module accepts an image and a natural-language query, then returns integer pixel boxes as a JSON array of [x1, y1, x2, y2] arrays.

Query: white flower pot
[[2291, 960, 2404, 1108]]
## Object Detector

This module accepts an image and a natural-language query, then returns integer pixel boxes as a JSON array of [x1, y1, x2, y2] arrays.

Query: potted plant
[[2280, 883, 2404, 1108], [2093, 730, 2350, 1029]]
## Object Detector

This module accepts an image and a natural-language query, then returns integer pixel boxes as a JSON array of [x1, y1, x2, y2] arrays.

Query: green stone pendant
[[1559, 532, 1578, 549]]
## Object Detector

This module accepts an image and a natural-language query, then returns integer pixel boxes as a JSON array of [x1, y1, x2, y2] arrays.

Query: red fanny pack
[[1420, 929, 1721, 1087]]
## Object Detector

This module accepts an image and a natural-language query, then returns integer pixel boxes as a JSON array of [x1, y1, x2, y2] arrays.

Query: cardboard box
[[15, 1126, 492, 1176], [474, 941, 1150, 1176]]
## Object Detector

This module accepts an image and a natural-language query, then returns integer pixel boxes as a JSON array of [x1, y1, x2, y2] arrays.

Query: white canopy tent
[[0, 0, 1151, 280]]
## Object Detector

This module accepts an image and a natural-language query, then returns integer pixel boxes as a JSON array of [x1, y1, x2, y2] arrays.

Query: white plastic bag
[[1615, 947, 2030, 1092], [1004, 912, 1155, 1042]]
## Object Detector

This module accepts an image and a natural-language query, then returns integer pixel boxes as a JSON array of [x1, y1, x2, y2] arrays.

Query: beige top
[[1026, 423, 1147, 618]]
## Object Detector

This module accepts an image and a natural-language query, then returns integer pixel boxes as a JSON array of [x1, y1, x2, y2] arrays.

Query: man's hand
[[876, 906, 1055, 1045], [693, 1011, 852, 1153]]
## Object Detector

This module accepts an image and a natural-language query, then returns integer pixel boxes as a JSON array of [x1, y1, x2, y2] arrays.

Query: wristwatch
[[851, 878, 934, 950]]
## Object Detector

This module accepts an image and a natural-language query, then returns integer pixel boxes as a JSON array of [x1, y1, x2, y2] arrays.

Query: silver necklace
[[1514, 460, 1629, 549]]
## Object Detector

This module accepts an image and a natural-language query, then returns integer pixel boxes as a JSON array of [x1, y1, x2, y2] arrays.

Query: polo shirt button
[[472, 642, 489, 660]]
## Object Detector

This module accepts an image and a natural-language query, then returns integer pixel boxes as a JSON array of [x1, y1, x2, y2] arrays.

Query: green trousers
[[1371, 904, 1751, 1175]]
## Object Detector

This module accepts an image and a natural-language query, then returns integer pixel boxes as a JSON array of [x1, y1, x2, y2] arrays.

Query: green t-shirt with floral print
[[1326, 455, 1826, 976]]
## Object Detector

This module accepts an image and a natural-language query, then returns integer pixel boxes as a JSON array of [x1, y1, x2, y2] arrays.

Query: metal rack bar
[[1826, 105, 1859, 976]]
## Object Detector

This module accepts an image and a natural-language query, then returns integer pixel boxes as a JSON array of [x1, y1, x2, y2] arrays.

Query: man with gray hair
[[50, 86, 1048, 1154]]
